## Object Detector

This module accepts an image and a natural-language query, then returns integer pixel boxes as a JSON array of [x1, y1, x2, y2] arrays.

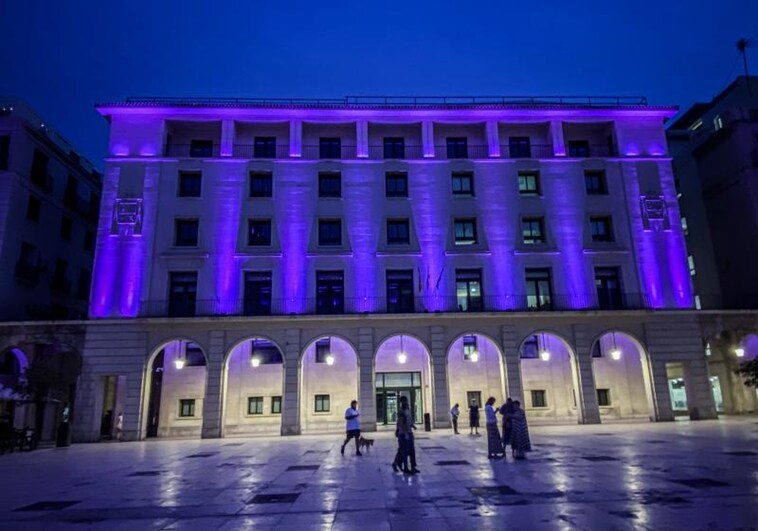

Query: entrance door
[[376, 372, 423, 425], [146, 352, 164, 438], [99, 375, 117, 438]]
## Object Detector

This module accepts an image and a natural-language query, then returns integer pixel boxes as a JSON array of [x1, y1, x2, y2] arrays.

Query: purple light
[[212, 163, 245, 314]]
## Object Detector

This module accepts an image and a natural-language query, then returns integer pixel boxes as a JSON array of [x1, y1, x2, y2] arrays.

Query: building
[[23, 94, 718, 443]]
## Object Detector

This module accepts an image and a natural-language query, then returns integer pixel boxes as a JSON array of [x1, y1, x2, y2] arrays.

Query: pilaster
[[422, 121, 435, 158], [550, 120, 566, 156], [486, 120, 501, 158], [574, 324, 601, 424], [357, 327, 376, 431], [501, 324, 523, 400], [289, 120, 302, 157], [356, 120, 369, 158], [220, 119, 235, 157], [201, 330, 225, 438], [281, 328, 302, 435], [430, 325, 450, 428]]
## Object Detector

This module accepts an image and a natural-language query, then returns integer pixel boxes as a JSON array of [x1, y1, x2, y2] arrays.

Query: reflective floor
[[0, 418, 757, 530]]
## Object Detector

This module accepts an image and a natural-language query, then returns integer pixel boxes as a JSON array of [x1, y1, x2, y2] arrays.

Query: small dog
[[358, 436, 375, 452]]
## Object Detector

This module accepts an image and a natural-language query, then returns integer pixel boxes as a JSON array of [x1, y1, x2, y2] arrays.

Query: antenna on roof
[[736, 36, 757, 95]]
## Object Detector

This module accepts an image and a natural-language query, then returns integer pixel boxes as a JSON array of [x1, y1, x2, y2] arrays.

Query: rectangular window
[[385, 172, 408, 197], [179, 399, 196, 417], [319, 137, 342, 159], [585, 171, 608, 195], [590, 216, 614, 243], [174, 219, 199, 247], [247, 397, 264, 415], [316, 270, 344, 314], [189, 140, 213, 158], [520, 336, 539, 359], [446, 137, 468, 159], [315, 394, 331, 413], [271, 396, 282, 414], [168, 271, 197, 317], [247, 219, 272, 246], [318, 219, 342, 246], [466, 391, 482, 409], [595, 267, 623, 310], [463, 335, 478, 360], [318, 172, 341, 198], [387, 219, 410, 245], [26, 195, 41, 222], [383, 137, 405, 159], [521, 217, 545, 244], [688, 255, 696, 276], [185, 343, 206, 366], [253, 137, 277, 158], [518, 172, 540, 195], [386, 269, 414, 313], [250, 340, 283, 365], [525, 268, 552, 310], [451, 171, 474, 196], [88, 192, 100, 220], [77, 268, 91, 301], [84, 230, 95, 253], [568, 140, 591, 157], [531, 390, 547, 408], [249, 171, 273, 198], [681, 216, 689, 235], [456, 268, 483, 312], [315, 338, 331, 363], [64, 175, 78, 208], [52, 258, 69, 294], [0, 135, 9, 170], [509, 137, 532, 158], [597, 389, 611, 407], [243, 271, 272, 316], [178, 171, 202, 197], [454, 218, 477, 245], [61, 216, 73, 240], [30, 149, 49, 189]]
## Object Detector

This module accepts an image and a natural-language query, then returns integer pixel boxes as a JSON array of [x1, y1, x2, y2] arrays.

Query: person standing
[[498, 397, 515, 451], [115, 411, 123, 442], [341, 400, 362, 456], [392, 402, 411, 473], [468, 400, 480, 435], [484, 397, 503, 459], [450, 403, 460, 434], [400, 396, 420, 473], [507, 400, 532, 460]]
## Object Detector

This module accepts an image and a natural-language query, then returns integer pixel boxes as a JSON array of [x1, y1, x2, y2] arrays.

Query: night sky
[[1, 0, 756, 169]]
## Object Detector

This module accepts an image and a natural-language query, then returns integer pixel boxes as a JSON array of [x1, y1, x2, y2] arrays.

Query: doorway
[[376, 372, 423, 425]]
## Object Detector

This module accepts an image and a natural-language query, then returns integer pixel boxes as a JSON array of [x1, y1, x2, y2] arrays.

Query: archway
[[446, 333, 506, 430], [0, 348, 30, 429], [300, 335, 358, 433], [518, 332, 581, 424], [732, 333, 758, 414], [223, 337, 284, 436], [374, 334, 432, 428]]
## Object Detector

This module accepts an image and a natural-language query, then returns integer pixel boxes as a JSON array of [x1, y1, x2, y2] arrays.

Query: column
[[71, 372, 100, 442], [486, 120, 501, 158], [356, 120, 368, 158], [573, 324, 600, 424], [501, 324, 523, 400], [201, 330, 225, 438], [649, 359, 674, 421], [220, 119, 235, 157], [430, 326, 451, 428], [281, 328, 302, 435], [123, 372, 145, 441], [289, 120, 302, 158], [422, 121, 435, 158], [357, 327, 377, 431], [550, 120, 566, 156], [683, 358, 718, 420]]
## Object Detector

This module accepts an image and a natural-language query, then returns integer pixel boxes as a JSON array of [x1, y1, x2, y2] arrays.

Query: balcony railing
[[232, 144, 290, 159], [499, 144, 555, 159], [367, 145, 425, 160], [300, 145, 358, 160], [165, 144, 222, 158], [566, 144, 617, 158]]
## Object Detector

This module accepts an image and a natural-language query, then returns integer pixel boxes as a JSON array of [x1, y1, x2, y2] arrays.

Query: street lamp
[[397, 335, 407, 364], [609, 332, 622, 360], [539, 333, 550, 361]]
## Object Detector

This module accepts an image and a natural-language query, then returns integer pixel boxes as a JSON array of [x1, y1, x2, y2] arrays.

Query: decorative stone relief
[[640, 195, 670, 231], [112, 198, 143, 236]]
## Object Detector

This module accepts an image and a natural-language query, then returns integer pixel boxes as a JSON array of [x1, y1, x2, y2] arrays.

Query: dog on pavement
[[358, 436, 375, 452]]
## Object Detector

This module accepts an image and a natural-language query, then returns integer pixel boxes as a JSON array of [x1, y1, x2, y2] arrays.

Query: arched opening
[[0, 348, 30, 429], [142, 339, 208, 439], [374, 334, 432, 428], [223, 337, 284, 436], [590, 331, 655, 422], [300, 336, 358, 433], [731, 333, 758, 414], [446, 333, 506, 430], [518, 332, 581, 424]]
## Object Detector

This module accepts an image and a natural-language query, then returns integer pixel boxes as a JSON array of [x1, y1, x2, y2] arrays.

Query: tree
[[735, 359, 758, 388]]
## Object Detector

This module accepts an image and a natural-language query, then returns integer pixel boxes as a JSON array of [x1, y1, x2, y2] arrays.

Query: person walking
[[400, 396, 420, 473], [498, 397, 515, 451], [468, 400, 480, 435], [450, 403, 460, 434], [392, 402, 411, 473], [115, 412, 123, 442], [340, 400, 362, 456], [507, 400, 532, 460]]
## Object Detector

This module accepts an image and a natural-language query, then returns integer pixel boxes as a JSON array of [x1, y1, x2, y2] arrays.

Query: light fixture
[[174, 356, 185, 370], [250, 338, 260, 367], [397, 335, 407, 364], [325, 353, 335, 366], [469, 351, 480, 363], [735, 347, 745, 358], [539, 333, 550, 361], [609, 332, 621, 360]]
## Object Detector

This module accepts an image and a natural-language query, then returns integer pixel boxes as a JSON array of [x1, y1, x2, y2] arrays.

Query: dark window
[[254, 137, 277, 158], [525, 268, 552, 310], [385, 172, 408, 197], [271, 396, 282, 414], [456, 269, 483, 312], [315, 394, 330, 413], [319, 137, 341, 159], [84, 230, 95, 253], [244, 271, 272, 316], [592, 341, 603, 358], [315, 338, 331, 363], [169, 271, 197, 317], [174, 219, 199, 247], [189, 140, 213, 158], [61, 216, 73, 240], [521, 217, 545, 244], [77, 268, 91, 301], [597, 389, 611, 406], [0, 135, 9, 170], [30, 149, 49, 189], [179, 399, 196, 417], [531, 390, 547, 408], [247, 397, 264, 415], [595, 267, 623, 310], [585, 171, 608, 195], [383, 137, 405, 159], [386, 269, 414, 313], [568, 140, 590, 157], [19, 242, 35, 265], [451, 171, 474, 196], [185, 343, 206, 366], [318, 219, 342, 246], [249, 171, 273, 198], [590, 216, 614, 243], [446, 137, 468, 159], [64, 175, 78, 208], [520, 336, 539, 359], [466, 391, 482, 409], [509, 137, 532, 158], [518, 172, 540, 195], [387, 219, 410, 245], [318, 172, 341, 197], [250, 339, 283, 364], [247, 219, 272, 246], [316, 270, 344, 315], [454, 218, 477, 245], [88, 192, 100, 220], [52, 259, 69, 294], [178, 171, 202, 197], [463, 335, 478, 360], [26, 195, 41, 222]]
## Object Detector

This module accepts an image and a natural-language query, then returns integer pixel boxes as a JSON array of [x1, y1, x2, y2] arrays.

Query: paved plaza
[[0, 419, 757, 530]]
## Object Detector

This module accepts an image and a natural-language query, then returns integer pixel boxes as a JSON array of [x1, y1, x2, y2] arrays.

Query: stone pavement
[[0, 418, 757, 530]]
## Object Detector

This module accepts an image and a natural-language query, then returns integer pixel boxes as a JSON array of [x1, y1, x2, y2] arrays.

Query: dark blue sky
[[1, 0, 756, 168]]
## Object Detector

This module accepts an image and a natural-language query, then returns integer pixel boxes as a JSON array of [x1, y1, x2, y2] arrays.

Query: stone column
[[356, 120, 369, 158], [501, 324, 523, 400], [289, 120, 302, 158], [649, 359, 674, 421], [422, 121, 435, 158], [683, 358, 718, 420], [123, 371, 145, 441], [281, 328, 302, 435], [550, 120, 566, 156], [357, 327, 376, 431], [573, 324, 601, 424], [486, 120, 501, 158], [430, 326, 451, 429], [72, 371, 100, 442], [220, 119, 235, 157], [201, 330, 225, 438]]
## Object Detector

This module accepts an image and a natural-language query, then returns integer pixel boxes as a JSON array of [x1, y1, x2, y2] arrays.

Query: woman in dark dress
[[468, 400, 480, 435], [498, 397, 515, 450], [507, 400, 532, 460]]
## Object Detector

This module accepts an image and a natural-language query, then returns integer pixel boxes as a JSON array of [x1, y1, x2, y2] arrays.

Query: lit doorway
[[376, 372, 422, 425]]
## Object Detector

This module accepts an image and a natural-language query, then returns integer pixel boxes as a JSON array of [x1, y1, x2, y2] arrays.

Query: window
[[568, 140, 590, 157], [318, 172, 341, 198], [254, 136, 277, 158], [247, 219, 272, 246], [383, 137, 405, 159], [385, 172, 408, 197], [463, 335, 477, 360], [713, 115, 723, 131], [88, 192, 100, 220], [466, 391, 482, 408], [319, 137, 341, 159], [315, 339, 331, 363], [386, 269, 414, 313], [454, 218, 477, 245], [595, 267, 623, 310], [52, 258, 69, 294], [451, 171, 474, 196], [509, 136, 531, 158], [688, 255, 696, 276], [189, 140, 213, 158], [531, 390, 547, 408], [251, 339, 283, 364], [247, 397, 264, 415], [318, 219, 342, 246], [26, 196, 41, 222], [585, 171, 608, 195], [597, 389, 611, 406], [185, 343, 207, 366], [243, 271, 272, 316], [179, 399, 196, 417], [387, 219, 410, 245], [77, 268, 91, 301], [446, 137, 468, 159], [521, 217, 545, 244], [249, 171, 273, 198], [30, 149, 49, 188], [271, 396, 282, 414], [520, 336, 539, 359], [61, 216, 73, 240], [178, 171, 202, 197], [64, 175, 78, 208], [84, 231, 95, 253], [456, 269, 483, 312], [0, 135, 9, 170], [681, 216, 689, 235], [168, 272, 197, 317], [174, 219, 199, 247], [590, 216, 613, 243], [525, 268, 552, 310], [315, 394, 331, 413], [316, 271, 344, 314], [518, 172, 540, 195]]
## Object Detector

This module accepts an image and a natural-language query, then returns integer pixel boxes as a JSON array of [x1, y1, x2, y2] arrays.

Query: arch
[[299, 333, 359, 365], [731, 332, 758, 413], [0, 347, 30, 379]]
